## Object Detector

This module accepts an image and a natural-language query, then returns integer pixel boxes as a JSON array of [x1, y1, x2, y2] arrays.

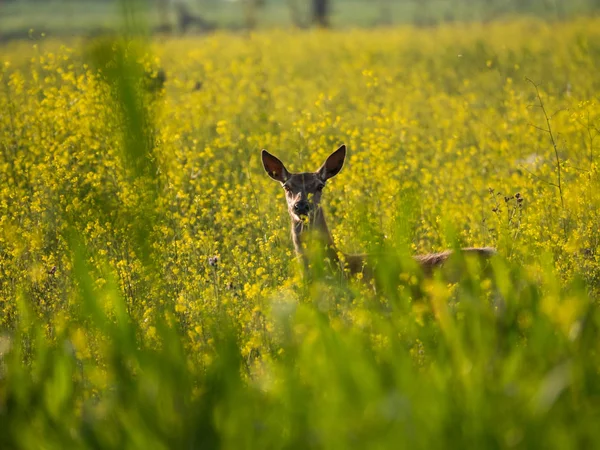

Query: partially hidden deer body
[[262, 145, 495, 277]]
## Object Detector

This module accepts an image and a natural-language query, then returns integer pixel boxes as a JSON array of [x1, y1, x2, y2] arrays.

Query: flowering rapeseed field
[[1, 18, 600, 448]]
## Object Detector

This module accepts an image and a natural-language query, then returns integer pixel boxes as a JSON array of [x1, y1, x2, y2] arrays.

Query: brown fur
[[262, 145, 495, 278], [414, 247, 496, 276]]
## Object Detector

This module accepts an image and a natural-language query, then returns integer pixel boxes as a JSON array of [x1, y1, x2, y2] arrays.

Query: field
[[1, 0, 597, 38], [1, 17, 600, 449]]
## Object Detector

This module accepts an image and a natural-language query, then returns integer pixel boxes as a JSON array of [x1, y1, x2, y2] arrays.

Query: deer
[[261, 144, 496, 279]]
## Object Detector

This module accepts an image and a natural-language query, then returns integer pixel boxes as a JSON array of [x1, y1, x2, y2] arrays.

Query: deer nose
[[294, 201, 310, 216]]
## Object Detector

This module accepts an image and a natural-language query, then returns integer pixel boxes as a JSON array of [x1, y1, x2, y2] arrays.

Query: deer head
[[261, 145, 346, 223]]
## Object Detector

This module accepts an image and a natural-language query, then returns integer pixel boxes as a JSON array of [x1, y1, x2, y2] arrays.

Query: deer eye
[[283, 185, 292, 193], [316, 185, 324, 192]]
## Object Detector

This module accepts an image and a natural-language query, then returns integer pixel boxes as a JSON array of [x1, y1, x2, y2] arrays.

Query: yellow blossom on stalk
[[0, 21, 599, 424]]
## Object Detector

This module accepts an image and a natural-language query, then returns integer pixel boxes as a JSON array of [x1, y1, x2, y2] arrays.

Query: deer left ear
[[317, 145, 346, 181]]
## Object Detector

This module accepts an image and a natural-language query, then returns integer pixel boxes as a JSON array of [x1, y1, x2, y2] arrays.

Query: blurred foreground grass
[[1, 18, 600, 449]]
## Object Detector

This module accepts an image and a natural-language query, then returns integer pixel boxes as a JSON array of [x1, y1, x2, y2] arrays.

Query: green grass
[[1, 8, 600, 449], [1, 0, 599, 40]]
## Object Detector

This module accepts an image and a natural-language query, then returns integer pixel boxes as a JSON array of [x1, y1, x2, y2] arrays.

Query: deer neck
[[290, 207, 339, 262]]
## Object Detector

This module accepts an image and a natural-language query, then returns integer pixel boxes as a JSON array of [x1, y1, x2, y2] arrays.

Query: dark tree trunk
[[313, 0, 329, 27], [157, 0, 170, 31]]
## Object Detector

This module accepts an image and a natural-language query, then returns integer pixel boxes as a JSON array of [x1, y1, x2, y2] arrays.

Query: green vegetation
[[1, 0, 600, 40], [1, 11, 600, 450]]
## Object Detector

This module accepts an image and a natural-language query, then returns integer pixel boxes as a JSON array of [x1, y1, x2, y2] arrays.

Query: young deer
[[261, 145, 495, 277]]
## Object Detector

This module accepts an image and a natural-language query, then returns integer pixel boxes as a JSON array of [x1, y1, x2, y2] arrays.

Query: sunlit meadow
[[1, 17, 600, 449]]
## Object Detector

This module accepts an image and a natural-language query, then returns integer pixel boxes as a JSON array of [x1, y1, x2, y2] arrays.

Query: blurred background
[[2, 0, 600, 41]]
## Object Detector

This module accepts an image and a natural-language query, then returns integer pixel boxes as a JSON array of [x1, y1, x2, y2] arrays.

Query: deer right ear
[[317, 145, 346, 181], [261, 150, 290, 183]]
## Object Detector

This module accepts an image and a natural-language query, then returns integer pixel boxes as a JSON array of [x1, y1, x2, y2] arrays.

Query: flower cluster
[[0, 21, 599, 441]]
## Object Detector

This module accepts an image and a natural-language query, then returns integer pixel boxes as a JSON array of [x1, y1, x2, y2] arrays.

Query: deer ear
[[262, 150, 290, 183], [317, 145, 346, 181]]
